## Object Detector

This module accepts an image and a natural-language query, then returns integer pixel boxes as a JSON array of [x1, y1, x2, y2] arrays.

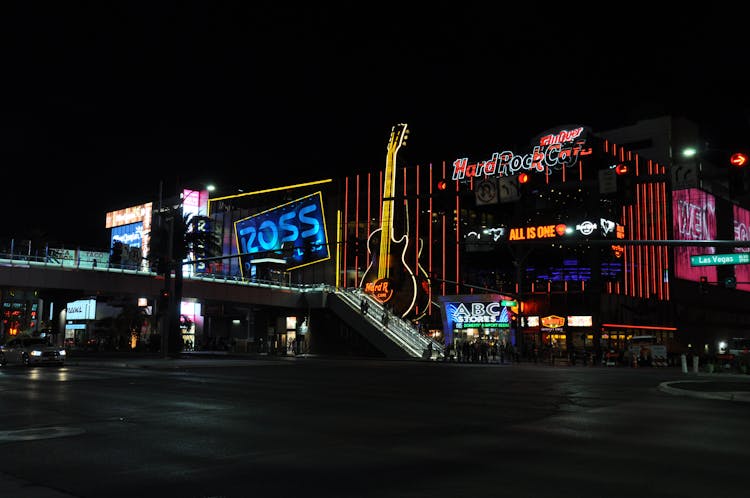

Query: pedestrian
[[382, 307, 389, 327]]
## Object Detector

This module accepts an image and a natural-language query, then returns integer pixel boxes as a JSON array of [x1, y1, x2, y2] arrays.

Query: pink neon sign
[[734, 204, 750, 292], [672, 188, 717, 283]]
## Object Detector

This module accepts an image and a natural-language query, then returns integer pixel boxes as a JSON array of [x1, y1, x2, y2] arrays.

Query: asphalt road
[[1, 357, 749, 498]]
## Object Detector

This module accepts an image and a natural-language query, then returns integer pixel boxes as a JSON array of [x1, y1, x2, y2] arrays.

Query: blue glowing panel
[[111, 222, 144, 269], [234, 191, 329, 274]]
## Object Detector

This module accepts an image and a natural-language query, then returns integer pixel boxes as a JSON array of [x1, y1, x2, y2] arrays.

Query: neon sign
[[446, 301, 511, 329], [234, 191, 329, 273], [508, 224, 565, 241], [451, 126, 592, 181], [541, 315, 565, 330]]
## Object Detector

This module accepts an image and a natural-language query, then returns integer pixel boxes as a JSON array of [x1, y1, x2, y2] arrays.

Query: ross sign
[[235, 191, 329, 273], [690, 253, 750, 266]]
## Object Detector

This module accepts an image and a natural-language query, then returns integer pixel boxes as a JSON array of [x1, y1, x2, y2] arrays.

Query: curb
[[658, 380, 750, 402]]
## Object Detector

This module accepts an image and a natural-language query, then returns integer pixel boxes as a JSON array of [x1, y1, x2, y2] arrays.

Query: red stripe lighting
[[601, 323, 677, 331]]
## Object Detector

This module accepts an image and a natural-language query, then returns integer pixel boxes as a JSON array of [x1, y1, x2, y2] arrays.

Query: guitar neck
[[376, 123, 407, 280], [378, 156, 396, 279]]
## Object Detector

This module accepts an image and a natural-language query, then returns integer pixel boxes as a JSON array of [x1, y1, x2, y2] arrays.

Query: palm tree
[[147, 206, 222, 356]]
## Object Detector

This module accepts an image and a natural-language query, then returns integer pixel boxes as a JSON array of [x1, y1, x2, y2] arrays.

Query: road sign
[[690, 253, 750, 266]]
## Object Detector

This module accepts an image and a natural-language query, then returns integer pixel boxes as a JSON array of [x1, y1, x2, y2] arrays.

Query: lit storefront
[[338, 123, 678, 352]]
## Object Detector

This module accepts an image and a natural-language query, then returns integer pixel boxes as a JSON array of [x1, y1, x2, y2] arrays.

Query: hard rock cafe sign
[[451, 126, 592, 181]]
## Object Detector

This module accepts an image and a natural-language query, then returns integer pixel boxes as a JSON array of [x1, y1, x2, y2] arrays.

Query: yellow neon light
[[208, 179, 333, 203]]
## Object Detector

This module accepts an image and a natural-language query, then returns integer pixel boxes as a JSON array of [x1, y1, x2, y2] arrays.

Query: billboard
[[234, 191, 329, 274], [438, 294, 514, 346], [734, 204, 750, 292], [672, 188, 716, 283], [106, 202, 152, 266], [111, 222, 145, 270]]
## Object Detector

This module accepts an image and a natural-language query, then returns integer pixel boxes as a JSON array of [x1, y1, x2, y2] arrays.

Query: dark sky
[[3, 3, 749, 249]]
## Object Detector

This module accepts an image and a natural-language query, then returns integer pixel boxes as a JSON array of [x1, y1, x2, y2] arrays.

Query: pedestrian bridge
[[0, 255, 442, 359]]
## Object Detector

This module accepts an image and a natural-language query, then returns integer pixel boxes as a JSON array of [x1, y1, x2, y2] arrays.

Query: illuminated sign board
[[438, 294, 515, 344], [471, 218, 623, 246], [106, 202, 152, 265], [690, 253, 750, 266], [66, 299, 96, 321], [111, 222, 146, 270], [451, 126, 592, 181], [734, 204, 750, 292], [567, 315, 593, 327], [672, 188, 716, 283], [508, 223, 566, 241], [106, 202, 153, 228], [234, 191, 329, 273], [181, 189, 209, 217], [447, 302, 511, 329], [541, 315, 565, 330]]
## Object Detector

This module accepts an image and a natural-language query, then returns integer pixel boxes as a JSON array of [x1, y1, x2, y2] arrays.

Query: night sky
[[3, 4, 749, 249]]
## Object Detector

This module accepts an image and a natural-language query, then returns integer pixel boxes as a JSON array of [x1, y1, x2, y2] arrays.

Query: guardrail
[[0, 253, 328, 293]]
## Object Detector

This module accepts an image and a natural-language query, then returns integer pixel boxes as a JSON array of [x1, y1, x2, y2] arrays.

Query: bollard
[[681, 353, 687, 374], [692, 355, 699, 373]]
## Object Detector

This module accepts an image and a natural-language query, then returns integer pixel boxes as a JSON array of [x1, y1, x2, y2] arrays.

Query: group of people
[[443, 340, 520, 364]]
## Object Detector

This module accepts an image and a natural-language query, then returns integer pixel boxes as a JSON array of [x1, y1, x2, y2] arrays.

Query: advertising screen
[[234, 191, 329, 274], [111, 222, 145, 270], [734, 204, 750, 292], [672, 188, 716, 283]]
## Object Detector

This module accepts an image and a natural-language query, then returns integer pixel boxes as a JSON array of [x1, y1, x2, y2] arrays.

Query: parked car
[[0, 337, 66, 366]]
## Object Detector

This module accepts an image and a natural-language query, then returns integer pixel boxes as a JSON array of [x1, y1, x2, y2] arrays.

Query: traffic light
[[730, 152, 748, 167], [158, 288, 170, 310], [615, 162, 635, 204], [699, 275, 709, 294], [729, 152, 749, 196], [724, 276, 737, 289], [433, 178, 453, 213]]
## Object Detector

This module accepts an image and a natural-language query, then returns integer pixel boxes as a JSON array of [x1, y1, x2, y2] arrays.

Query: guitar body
[[360, 227, 418, 318]]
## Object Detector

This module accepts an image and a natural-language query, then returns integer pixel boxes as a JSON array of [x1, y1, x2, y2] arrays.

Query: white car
[[0, 337, 66, 366]]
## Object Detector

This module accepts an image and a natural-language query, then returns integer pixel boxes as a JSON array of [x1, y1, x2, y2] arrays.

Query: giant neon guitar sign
[[360, 123, 429, 319]]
